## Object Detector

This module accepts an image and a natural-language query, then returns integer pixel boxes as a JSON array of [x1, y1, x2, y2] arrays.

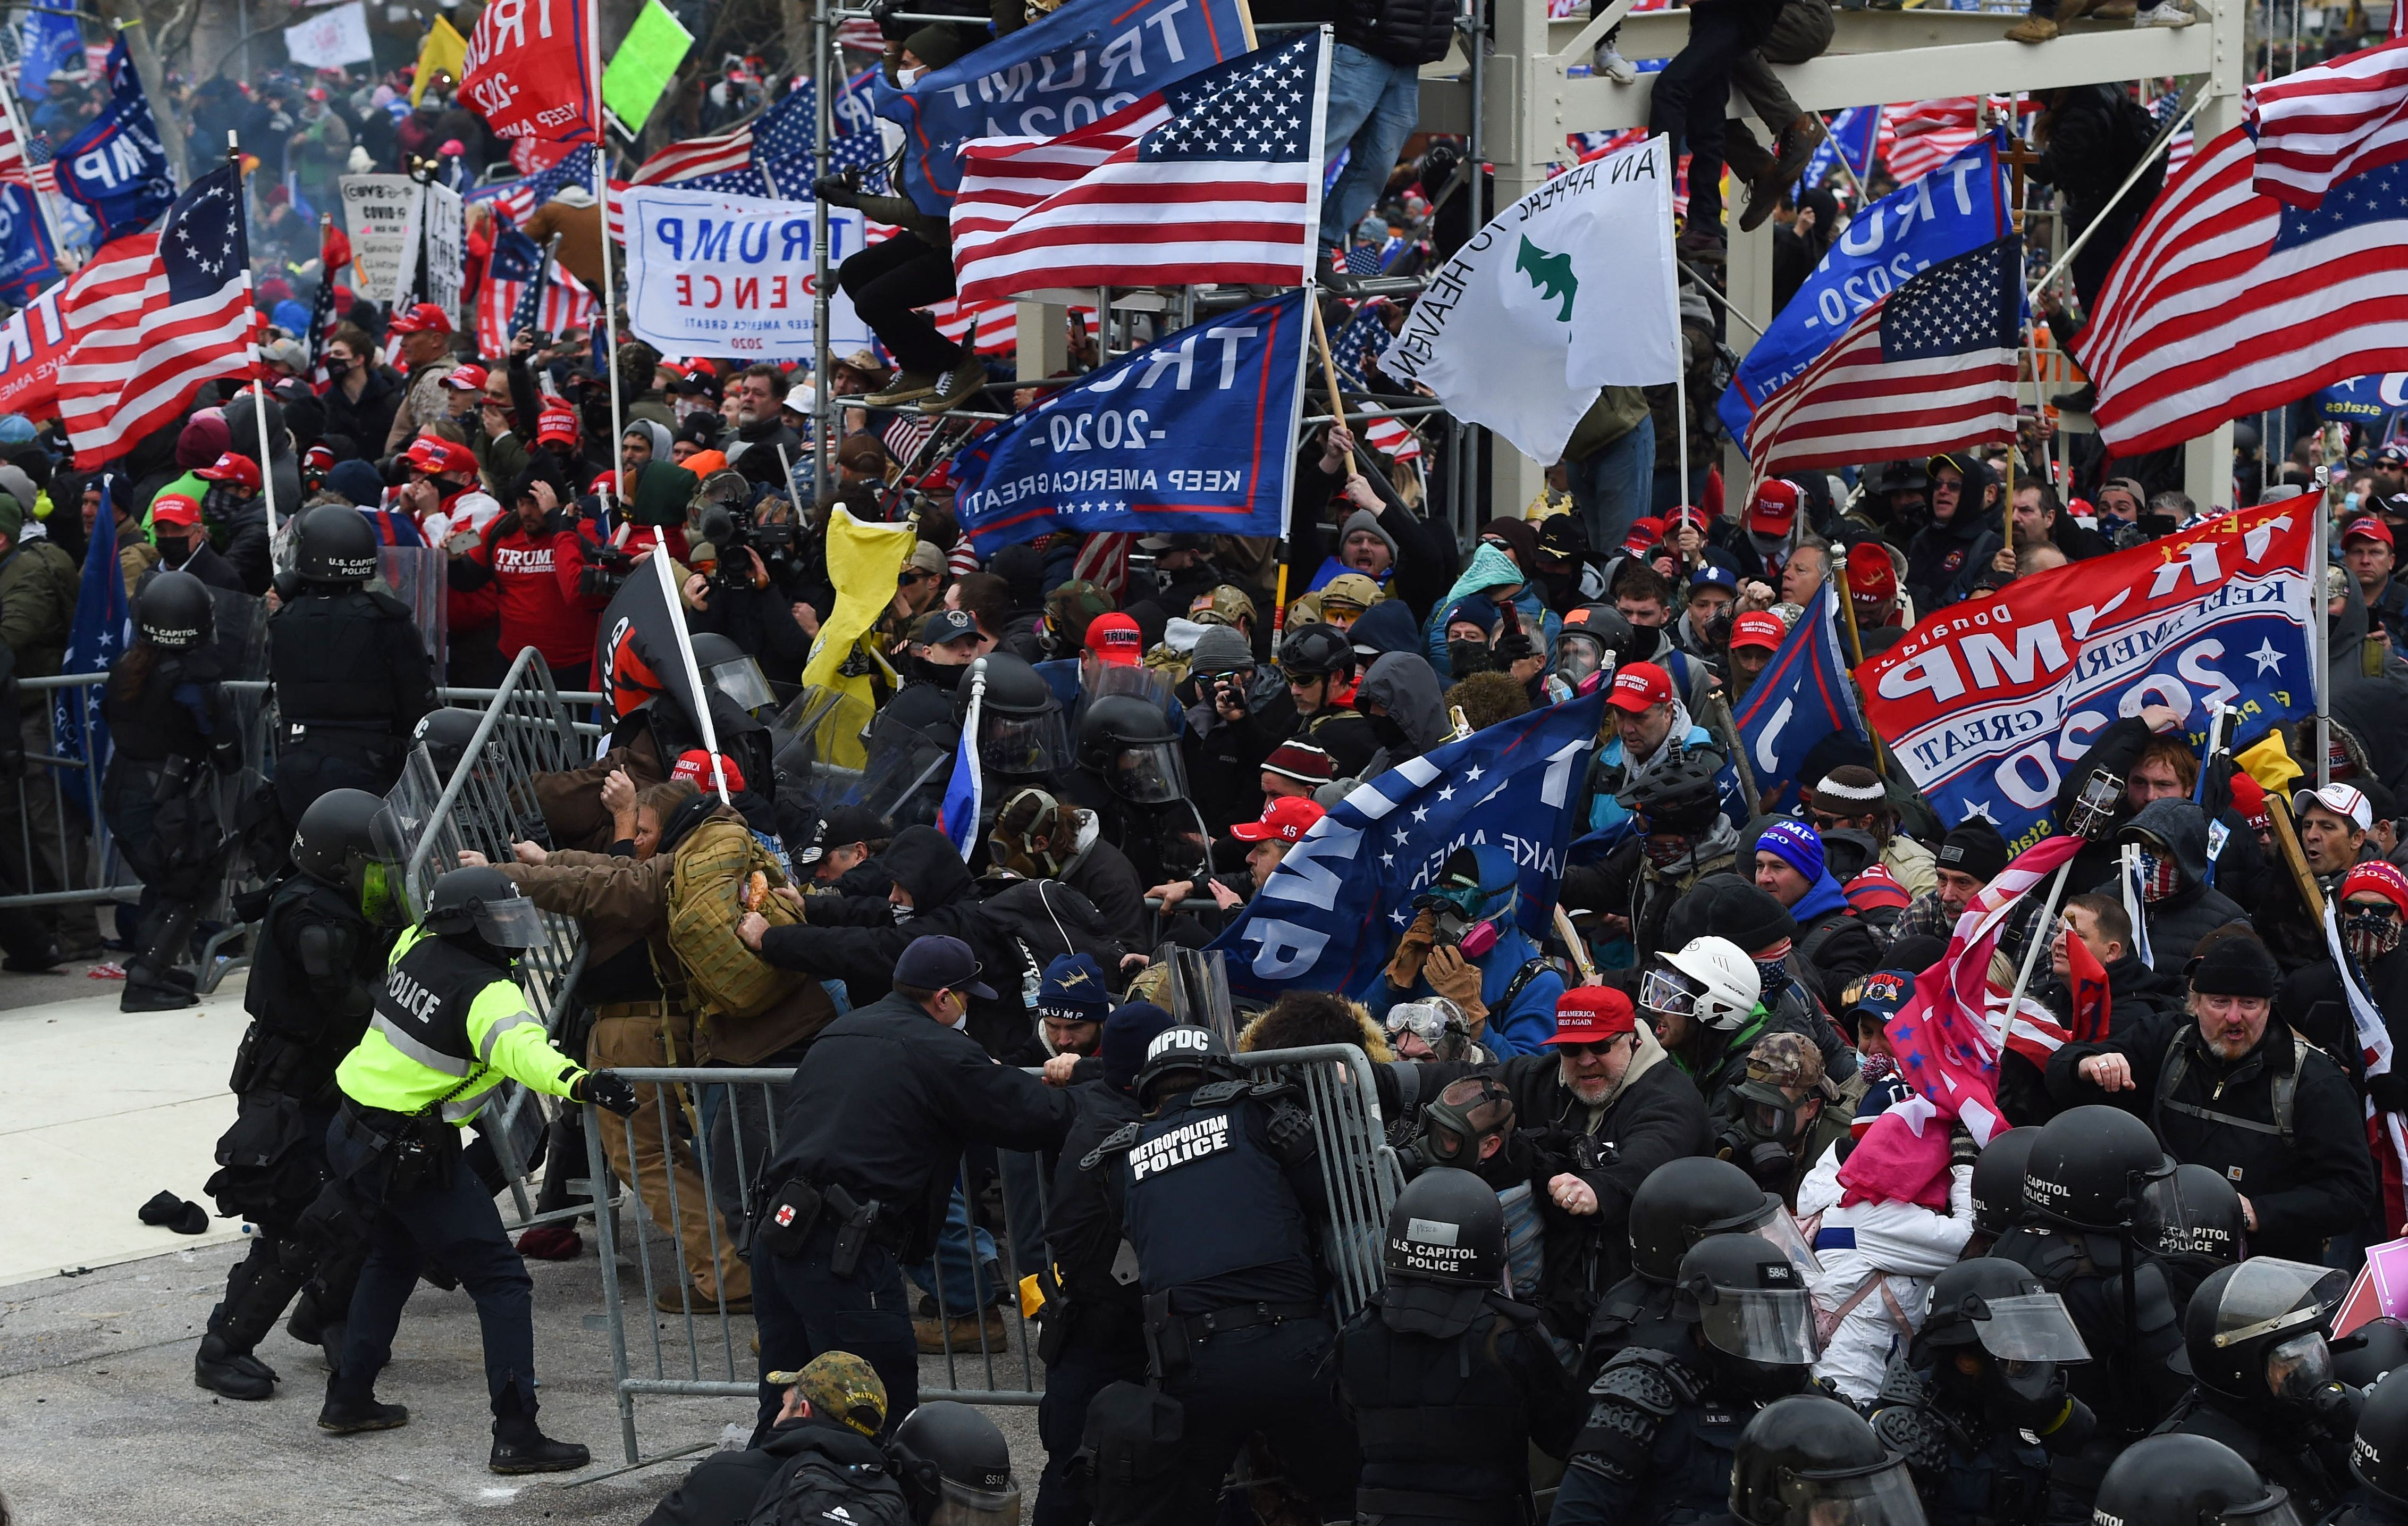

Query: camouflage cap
[[1190, 583, 1258, 627], [1318, 573, 1383, 613], [764, 1351, 888, 1437], [1742, 1030, 1826, 1095], [1046, 580, 1115, 636]]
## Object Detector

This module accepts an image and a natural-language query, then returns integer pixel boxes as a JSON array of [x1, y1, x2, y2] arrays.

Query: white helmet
[[1643, 936, 1763, 1030]]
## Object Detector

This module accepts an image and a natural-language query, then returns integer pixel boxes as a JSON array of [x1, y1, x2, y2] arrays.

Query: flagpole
[[230, 131, 281, 545], [586, 0, 624, 526], [0, 66, 66, 270], [1661, 135, 1689, 517], [2314, 469, 2331, 785], [652, 547, 729, 803]]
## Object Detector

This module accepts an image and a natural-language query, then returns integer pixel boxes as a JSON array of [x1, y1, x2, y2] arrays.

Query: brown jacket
[[535, 733, 669, 853]]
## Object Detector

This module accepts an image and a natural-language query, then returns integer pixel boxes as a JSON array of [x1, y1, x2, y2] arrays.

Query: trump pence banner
[[622, 185, 872, 360]]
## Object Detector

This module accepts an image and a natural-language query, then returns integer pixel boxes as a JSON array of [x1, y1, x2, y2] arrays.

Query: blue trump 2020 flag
[[951, 290, 1307, 554], [0, 184, 60, 307], [1732, 588, 1865, 813], [1213, 689, 1606, 998], [55, 476, 131, 815], [874, 0, 1254, 217], [53, 37, 175, 245], [1720, 130, 2007, 454]]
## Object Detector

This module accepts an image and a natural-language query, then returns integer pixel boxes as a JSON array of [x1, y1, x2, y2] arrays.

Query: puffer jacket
[[1337, 0, 1455, 65], [1795, 1148, 1975, 1404]]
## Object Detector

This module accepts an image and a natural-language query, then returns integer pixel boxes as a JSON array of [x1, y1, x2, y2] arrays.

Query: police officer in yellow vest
[[321, 865, 639, 1473]]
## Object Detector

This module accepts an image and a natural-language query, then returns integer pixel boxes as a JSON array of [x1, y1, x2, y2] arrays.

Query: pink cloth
[[1837, 1111, 1954, 1210]]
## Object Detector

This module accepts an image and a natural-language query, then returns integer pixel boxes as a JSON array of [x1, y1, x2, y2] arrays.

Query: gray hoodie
[[1357, 651, 1446, 779]]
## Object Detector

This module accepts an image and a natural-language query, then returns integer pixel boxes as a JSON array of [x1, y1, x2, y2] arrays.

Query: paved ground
[[0, 963, 1046, 1524]]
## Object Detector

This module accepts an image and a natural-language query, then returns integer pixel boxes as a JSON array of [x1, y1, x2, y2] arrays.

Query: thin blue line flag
[[55, 475, 131, 816], [1211, 689, 1606, 999], [1731, 588, 1867, 814]]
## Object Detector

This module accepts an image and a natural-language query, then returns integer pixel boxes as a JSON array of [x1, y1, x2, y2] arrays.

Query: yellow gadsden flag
[[802, 508, 917, 768], [412, 16, 468, 105]]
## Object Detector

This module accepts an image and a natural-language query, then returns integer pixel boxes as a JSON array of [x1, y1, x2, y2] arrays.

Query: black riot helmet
[[2351, 1368, 2408, 1507], [958, 653, 1070, 781], [890, 1401, 1020, 1526], [1077, 695, 1186, 805], [1729, 1394, 1927, 1526], [136, 569, 214, 650], [1916, 1257, 2090, 1421], [2022, 1104, 2174, 1232], [1133, 1024, 1231, 1110], [690, 631, 774, 716], [2180, 1256, 2348, 1405], [1969, 1126, 2042, 1238], [2336, 1317, 2408, 1391], [1677, 1233, 1819, 1397], [296, 502, 379, 585], [1384, 1166, 1504, 1288], [2136, 1163, 2247, 1266], [1278, 622, 1354, 682], [423, 865, 546, 950], [411, 707, 496, 780], [2091, 1433, 2304, 1526], [292, 787, 409, 925], [1628, 1156, 1787, 1284]]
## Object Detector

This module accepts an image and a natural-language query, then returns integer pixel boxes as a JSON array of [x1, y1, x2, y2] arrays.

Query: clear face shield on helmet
[[1105, 739, 1188, 805], [1694, 1280, 1820, 1365], [1772, 1456, 1931, 1526], [2213, 1488, 2309, 1526], [469, 892, 548, 949], [928, 1479, 1023, 1526], [1084, 662, 1175, 710], [2209, 1257, 2348, 1351], [1555, 630, 1610, 687], [704, 652, 774, 715], [345, 839, 411, 928], [980, 707, 1073, 778], [1640, 963, 1705, 1024]]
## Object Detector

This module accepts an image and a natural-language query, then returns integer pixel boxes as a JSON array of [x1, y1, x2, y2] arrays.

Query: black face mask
[[1446, 639, 1492, 677], [1366, 711, 1408, 749], [201, 483, 245, 522], [912, 656, 965, 692], [324, 357, 350, 379], [158, 533, 195, 568]]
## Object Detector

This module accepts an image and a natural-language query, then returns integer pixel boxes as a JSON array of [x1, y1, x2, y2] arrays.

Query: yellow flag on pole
[[412, 16, 467, 105], [802, 508, 917, 768]]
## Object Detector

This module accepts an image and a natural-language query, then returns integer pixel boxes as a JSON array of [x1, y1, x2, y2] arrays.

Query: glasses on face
[[1811, 811, 1871, 832], [1560, 1035, 1628, 1060]]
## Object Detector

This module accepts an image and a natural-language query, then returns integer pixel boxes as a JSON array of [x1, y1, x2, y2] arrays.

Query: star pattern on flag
[[2274, 156, 2408, 250], [1877, 236, 2020, 362], [162, 164, 249, 305], [1328, 299, 1393, 390], [1142, 35, 1315, 164]]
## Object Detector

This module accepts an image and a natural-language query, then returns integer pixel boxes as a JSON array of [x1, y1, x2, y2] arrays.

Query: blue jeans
[[1319, 46, 1421, 251], [1567, 411, 1657, 554], [906, 1172, 1003, 1318]]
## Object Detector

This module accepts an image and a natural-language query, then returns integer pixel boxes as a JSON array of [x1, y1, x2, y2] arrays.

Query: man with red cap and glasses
[[382, 301, 458, 454], [2344, 516, 2408, 649], [146, 490, 244, 595], [195, 451, 275, 595]]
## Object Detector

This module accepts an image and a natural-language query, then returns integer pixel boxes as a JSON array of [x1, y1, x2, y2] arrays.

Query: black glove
[[2371, 1071, 2408, 1116], [576, 1069, 641, 1117], [1491, 628, 1536, 667], [1262, 1102, 1317, 1167], [812, 173, 861, 209]]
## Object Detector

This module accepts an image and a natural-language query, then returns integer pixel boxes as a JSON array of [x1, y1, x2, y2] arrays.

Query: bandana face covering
[[1643, 835, 1695, 868], [2137, 850, 2181, 903], [2344, 905, 2402, 966]]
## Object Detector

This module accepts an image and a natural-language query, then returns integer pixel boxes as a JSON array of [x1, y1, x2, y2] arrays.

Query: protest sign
[[621, 185, 871, 360], [341, 174, 424, 309]]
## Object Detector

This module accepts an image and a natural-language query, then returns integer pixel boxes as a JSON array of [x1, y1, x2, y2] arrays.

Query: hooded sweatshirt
[[1357, 651, 1448, 779], [1421, 543, 1562, 682], [1355, 843, 1564, 1057], [2104, 796, 2250, 971]]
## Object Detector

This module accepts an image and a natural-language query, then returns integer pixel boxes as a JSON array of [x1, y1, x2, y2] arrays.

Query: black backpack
[[745, 1446, 913, 1526]]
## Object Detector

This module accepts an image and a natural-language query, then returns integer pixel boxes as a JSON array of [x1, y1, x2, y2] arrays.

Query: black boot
[[195, 1332, 278, 1400], [318, 1385, 409, 1433], [490, 1390, 590, 1474]]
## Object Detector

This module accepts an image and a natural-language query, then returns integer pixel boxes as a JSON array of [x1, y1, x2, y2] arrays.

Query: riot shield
[[374, 545, 448, 676], [1157, 945, 1237, 1047], [817, 707, 958, 833]]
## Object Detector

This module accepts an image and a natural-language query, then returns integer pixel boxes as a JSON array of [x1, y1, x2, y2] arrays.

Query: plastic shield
[[1160, 946, 1237, 1047], [375, 545, 448, 675]]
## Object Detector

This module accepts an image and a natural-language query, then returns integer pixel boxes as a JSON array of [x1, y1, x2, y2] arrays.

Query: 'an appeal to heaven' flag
[[1720, 132, 2007, 455], [1743, 235, 2023, 478], [1212, 687, 1606, 997], [51, 37, 175, 247], [1732, 588, 1866, 811], [1384, 137, 1679, 466], [1858, 501, 2316, 851], [2086, 124, 2408, 456], [2247, 38, 2408, 208], [949, 32, 1329, 305], [875, 0, 1255, 217], [950, 290, 1306, 552]]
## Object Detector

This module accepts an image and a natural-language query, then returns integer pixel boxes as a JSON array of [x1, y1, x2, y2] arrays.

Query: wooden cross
[[1997, 131, 2044, 233]]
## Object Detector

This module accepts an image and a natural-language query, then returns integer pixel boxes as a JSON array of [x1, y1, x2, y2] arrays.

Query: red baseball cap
[[1847, 550, 1899, 603], [1231, 795, 1324, 843], [537, 405, 579, 446], [1085, 613, 1143, 667], [196, 451, 262, 490], [1668, 504, 1710, 533], [2345, 516, 2395, 549], [1543, 985, 1635, 1044], [2228, 770, 2269, 831], [671, 750, 748, 793], [1747, 479, 1803, 537], [441, 362, 490, 392], [388, 301, 452, 335], [1607, 660, 1673, 713], [1622, 516, 1665, 556], [150, 491, 201, 527], [402, 435, 479, 479], [2345, 860, 2408, 916], [1730, 610, 1788, 652]]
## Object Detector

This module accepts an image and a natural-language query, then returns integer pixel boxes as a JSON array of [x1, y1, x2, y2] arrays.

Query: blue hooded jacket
[[1355, 843, 1563, 1057]]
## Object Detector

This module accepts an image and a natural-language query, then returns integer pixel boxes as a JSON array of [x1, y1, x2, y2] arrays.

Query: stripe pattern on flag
[[2248, 39, 2408, 208]]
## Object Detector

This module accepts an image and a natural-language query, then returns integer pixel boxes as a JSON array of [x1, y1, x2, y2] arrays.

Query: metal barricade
[[1229, 1044, 1407, 1322]]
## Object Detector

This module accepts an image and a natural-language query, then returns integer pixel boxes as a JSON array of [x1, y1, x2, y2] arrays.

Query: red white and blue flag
[[2249, 39, 2408, 208]]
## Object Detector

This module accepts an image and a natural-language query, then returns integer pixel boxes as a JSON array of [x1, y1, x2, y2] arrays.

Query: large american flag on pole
[[2085, 126, 2408, 456], [1744, 235, 2023, 477], [2249, 39, 2408, 208], [949, 30, 1332, 306]]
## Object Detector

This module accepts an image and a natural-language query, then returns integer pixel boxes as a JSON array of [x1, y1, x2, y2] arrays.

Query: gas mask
[[1986, 1356, 2070, 1427], [1412, 886, 1502, 959], [2136, 849, 2181, 903], [2343, 904, 2403, 966], [2266, 1331, 2335, 1404], [989, 789, 1069, 880], [1414, 1075, 1514, 1170], [1724, 1089, 1806, 1186]]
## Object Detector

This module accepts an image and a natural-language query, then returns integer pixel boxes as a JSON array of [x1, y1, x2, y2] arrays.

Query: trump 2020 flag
[[52, 37, 175, 246], [1383, 136, 1679, 465], [939, 669, 985, 859], [1860, 501, 2316, 850], [951, 291, 1306, 554], [1213, 689, 1606, 997], [1732, 589, 1866, 812], [55, 475, 131, 815]]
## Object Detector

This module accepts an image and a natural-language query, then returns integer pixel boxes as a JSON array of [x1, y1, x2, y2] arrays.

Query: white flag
[[284, 0, 374, 68], [1385, 137, 1680, 465]]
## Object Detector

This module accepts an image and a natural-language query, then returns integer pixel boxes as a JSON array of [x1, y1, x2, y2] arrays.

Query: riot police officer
[[102, 571, 245, 1010], [2134, 1162, 2247, 1304], [1584, 1155, 1798, 1382], [1988, 1104, 2188, 1511], [269, 504, 435, 845], [1068, 696, 1211, 890], [891, 1401, 1024, 1526], [1868, 1258, 2098, 1526], [1553, 1234, 1820, 1526], [195, 788, 408, 1398], [321, 865, 639, 1472], [1964, 1127, 2041, 1257], [1731, 1394, 1931, 1526], [2337, 1364, 2408, 1526], [2153, 1257, 2357, 1516], [1082, 1025, 1360, 1526], [2087, 1434, 2297, 1526], [1336, 1167, 1581, 1526]]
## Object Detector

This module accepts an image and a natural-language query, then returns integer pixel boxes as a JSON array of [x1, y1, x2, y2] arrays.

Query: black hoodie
[[2094, 797, 2249, 973], [640, 1413, 890, 1524]]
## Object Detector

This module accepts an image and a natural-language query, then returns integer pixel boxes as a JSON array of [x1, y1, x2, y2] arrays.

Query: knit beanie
[[1756, 819, 1826, 885], [1936, 819, 2009, 884], [1100, 1002, 1179, 1095]]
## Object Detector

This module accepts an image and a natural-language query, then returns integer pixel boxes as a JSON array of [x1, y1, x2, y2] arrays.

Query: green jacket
[[0, 533, 79, 686]]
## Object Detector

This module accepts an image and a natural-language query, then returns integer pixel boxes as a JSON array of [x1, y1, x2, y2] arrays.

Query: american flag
[[632, 87, 821, 197], [56, 163, 257, 467], [2323, 894, 2408, 1233], [1881, 99, 1982, 182], [478, 224, 597, 357], [2085, 126, 2408, 457], [1361, 407, 1423, 464], [1327, 299, 1393, 389], [0, 87, 54, 195], [1072, 531, 1132, 597], [2149, 92, 2196, 174], [881, 411, 937, 466], [949, 32, 1330, 306], [2248, 39, 2408, 209], [306, 217, 347, 366], [468, 145, 600, 228], [1745, 235, 2023, 477]]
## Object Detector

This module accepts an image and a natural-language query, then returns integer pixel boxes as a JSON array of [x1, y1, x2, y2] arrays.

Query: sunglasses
[[1555, 1034, 1629, 1058], [1810, 811, 1872, 831]]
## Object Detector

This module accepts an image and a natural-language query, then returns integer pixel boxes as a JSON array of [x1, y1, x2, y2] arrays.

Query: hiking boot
[[1721, 123, 1773, 186], [1591, 41, 1637, 82], [195, 1335, 277, 1401], [864, 370, 940, 407], [654, 1284, 753, 1315], [1766, 114, 1826, 191], [919, 357, 986, 415], [915, 1306, 1011, 1353], [491, 1424, 592, 1474], [2005, 12, 2059, 39], [318, 1394, 409, 1433]]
